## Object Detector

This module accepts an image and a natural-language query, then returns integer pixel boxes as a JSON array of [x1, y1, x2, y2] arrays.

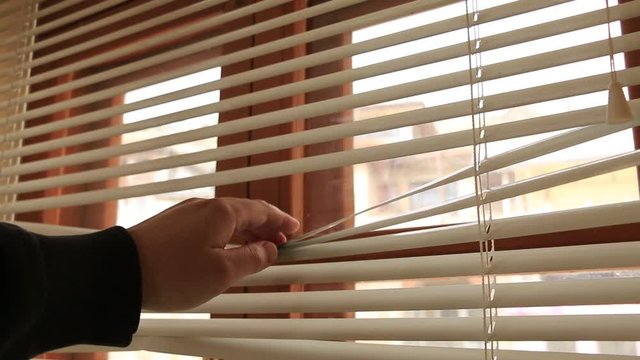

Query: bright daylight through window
[[352, 0, 639, 356], [116, 68, 220, 228]]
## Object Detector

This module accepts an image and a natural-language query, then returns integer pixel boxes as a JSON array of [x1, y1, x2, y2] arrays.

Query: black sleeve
[[0, 223, 141, 360]]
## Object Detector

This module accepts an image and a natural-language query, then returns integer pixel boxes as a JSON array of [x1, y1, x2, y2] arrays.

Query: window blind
[[2, 0, 640, 360]]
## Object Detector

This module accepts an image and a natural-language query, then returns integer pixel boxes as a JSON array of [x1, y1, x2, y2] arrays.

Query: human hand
[[127, 197, 300, 311]]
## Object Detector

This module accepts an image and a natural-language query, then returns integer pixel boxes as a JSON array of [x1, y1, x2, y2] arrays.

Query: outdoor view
[[116, 68, 220, 229], [351, 0, 640, 356], [352, 0, 636, 227]]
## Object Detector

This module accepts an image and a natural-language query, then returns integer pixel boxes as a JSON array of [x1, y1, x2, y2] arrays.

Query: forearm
[[0, 223, 141, 359]]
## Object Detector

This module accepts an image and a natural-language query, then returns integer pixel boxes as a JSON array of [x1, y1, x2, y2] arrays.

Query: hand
[[127, 197, 300, 311]]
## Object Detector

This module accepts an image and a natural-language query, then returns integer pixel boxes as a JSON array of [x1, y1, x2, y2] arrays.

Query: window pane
[[116, 68, 220, 228], [352, 1, 639, 356], [351, 0, 637, 227]]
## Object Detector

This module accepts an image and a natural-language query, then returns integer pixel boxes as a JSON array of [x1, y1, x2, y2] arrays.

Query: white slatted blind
[[2, 0, 640, 359]]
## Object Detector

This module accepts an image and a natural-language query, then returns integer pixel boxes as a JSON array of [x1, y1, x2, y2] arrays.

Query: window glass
[[351, 0, 637, 227], [116, 68, 220, 228], [352, 0, 639, 356]]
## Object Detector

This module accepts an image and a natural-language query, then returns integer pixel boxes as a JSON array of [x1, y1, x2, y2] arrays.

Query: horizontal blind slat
[[4, 58, 639, 182], [286, 148, 640, 246], [30, 0, 84, 20], [3, 0, 569, 116], [0, 0, 227, 65], [189, 277, 640, 314], [297, 111, 639, 242], [2, 121, 638, 214], [279, 200, 640, 262], [30, 0, 128, 36], [4, 101, 631, 195], [3, 0, 455, 125], [26, 0, 218, 54], [6, 0, 635, 138], [0, 0, 364, 101], [65, 337, 640, 360], [14, 0, 213, 67], [8, 26, 640, 160], [136, 315, 640, 341], [236, 241, 640, 286]]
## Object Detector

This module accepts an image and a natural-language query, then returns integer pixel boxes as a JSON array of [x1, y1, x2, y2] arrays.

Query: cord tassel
[[606, 81, 633, 124]]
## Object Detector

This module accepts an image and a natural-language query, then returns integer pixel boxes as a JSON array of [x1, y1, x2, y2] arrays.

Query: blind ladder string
[[465, 0, 498, 359], [605, 0, 633, 124], [606, 0, 618, 83]]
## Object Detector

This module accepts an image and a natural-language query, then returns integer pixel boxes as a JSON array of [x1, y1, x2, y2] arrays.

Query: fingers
[[224, 198, 300, 242], [221, 241, 278, 282]]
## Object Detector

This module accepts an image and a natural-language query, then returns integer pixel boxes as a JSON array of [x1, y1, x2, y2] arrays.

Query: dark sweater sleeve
[[0, 223, 141, 360]]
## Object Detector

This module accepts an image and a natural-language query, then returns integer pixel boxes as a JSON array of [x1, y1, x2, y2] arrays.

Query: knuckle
[[177, 197, 205, 209], [256, 199, 271, 209], [206, 198, 234, 219]]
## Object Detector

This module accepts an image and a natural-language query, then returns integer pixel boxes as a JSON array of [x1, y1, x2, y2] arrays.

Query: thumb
[[223, 241, 278, 282]]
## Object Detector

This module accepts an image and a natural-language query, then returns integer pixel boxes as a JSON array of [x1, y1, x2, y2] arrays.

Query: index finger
[[226, 198, 300, 241]]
